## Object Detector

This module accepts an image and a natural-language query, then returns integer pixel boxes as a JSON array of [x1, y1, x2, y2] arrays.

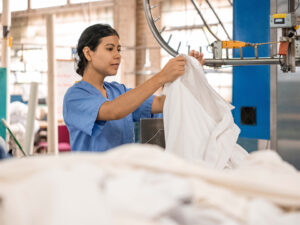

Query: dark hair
[[75, 24, 119, 76]]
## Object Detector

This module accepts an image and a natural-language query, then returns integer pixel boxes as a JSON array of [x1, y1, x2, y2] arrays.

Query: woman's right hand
[[158, 56, 186, 84]]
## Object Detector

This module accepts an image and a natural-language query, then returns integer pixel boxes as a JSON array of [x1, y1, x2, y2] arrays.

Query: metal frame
[[143, 0, 300, 150], [143, 0, 296, 68], [270, 0, 278, 150], [143, 0, 232, 56], [191, 0, 231, 40], [205, 57, 281, 66], [190, 0, 221, 41], [143, 0, 178, 57]]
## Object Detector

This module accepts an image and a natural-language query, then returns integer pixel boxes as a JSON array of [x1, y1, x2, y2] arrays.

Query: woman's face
[[87, 35, 121, 76]]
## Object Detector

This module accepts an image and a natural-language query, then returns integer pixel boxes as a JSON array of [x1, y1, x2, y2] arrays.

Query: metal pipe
[[150, 4, 158, 9], [46, 15, 58, 155], [1, 0, 10, 70], [289, 0, 295, 13], [290, 38, 296, 72], [167, 34, 172, 44], [176, 41, 181, 53], [212, 47, 216, 59], [2, 0, 11, 142], [270, 45, 274, 58], [204, 0, 231, 40], [270, 0, 277, 151], [226, 47, 229, 59], [190, 0, 221, 41], [24, 82, 38, 155], [204, 57, 281, 67], [154, 16, 160, 23], [254, 45, 258, 59], [239, 47, 243, 59], [160, 26, 166, 34]]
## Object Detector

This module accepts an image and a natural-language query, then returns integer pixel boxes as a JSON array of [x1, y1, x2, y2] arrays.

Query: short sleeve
[[63, 87, 107, 136], [132, 95, 155, 122]]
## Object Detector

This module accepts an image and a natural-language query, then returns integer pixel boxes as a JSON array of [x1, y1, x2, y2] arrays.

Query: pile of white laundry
[[0, 144, 299, 225]]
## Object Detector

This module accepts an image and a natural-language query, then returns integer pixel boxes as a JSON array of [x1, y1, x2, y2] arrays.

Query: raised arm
[[97, 56, 186, 120]]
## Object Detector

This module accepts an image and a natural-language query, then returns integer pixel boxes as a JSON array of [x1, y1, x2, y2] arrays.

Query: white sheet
[[163, 55, 248, 169]]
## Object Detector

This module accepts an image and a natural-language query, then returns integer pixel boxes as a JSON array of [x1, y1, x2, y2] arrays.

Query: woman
[[63, 24, 204, 152]]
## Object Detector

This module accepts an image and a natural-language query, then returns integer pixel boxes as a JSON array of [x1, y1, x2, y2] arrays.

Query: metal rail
[[204, 57, 282, 67]]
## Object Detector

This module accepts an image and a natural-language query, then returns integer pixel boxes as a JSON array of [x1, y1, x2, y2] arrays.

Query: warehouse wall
[[113, 0, 136, 87], [9, 4, 114, 101], [9, 0, 162, 90], [11, 6, 113, 49], [135, 0, 161, 86]]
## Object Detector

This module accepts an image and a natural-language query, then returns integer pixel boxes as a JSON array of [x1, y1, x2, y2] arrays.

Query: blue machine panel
[[0, 68, 7, 139], [233, 0, 270, 139]]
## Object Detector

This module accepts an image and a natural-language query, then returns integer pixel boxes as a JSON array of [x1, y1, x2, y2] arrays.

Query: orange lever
[[279, 41, 289, 55], [222, 41, 247, 49]]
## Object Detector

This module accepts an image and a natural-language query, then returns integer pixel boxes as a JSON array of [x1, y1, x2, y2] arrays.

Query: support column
[[270, 0, 278, 150], [46, 15, 58, 154], [24, 82, 39, 155]]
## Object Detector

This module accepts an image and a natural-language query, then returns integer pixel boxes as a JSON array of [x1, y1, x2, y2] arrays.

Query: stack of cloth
[[0, 144, 299, 225]]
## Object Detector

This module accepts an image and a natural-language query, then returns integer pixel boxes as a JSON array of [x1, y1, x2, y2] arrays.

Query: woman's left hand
[[189, 50, 205, 66]]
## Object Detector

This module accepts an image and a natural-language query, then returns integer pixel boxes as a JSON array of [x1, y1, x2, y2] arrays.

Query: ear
[[83, 46, 92, 61]]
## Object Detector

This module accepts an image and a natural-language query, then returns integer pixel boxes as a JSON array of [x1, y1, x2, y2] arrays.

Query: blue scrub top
[[63, 80, 157, 152]]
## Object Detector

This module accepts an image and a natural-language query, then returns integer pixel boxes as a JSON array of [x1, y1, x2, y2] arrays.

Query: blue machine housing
[[233, 0, 270, 139]]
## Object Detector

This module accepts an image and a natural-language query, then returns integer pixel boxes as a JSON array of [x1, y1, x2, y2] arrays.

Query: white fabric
[[163, 55, 248, 169], [0, 144, 300, 225]]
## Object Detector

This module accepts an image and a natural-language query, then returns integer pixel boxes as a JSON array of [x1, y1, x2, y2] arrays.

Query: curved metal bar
[[205, 0, 231, 40], [190, 0, 221, 41], [143, 0, 178, 57]]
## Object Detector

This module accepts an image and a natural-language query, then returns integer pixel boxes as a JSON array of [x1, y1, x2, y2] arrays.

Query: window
[[0, 0, 27, 12], [31, 0, 67, 9], [70, 0, 101, 3]]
